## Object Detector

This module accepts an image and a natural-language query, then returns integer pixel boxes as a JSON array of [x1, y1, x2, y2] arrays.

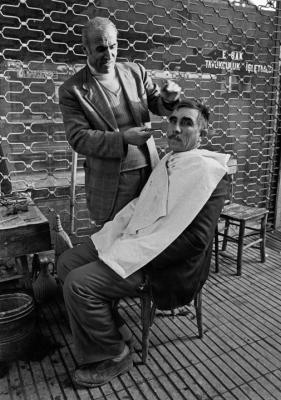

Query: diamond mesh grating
[[0, 0, 280, 238]]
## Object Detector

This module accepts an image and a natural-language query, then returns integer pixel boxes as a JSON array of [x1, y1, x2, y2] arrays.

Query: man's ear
[[83, 46, 89, 56], [200, 129, 208, 137]]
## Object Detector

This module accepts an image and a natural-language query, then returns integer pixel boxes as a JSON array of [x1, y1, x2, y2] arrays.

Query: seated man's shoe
[[73, 346, 133, 388]]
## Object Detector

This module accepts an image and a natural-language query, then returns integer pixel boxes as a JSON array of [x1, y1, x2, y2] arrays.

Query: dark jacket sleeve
[[145, 174, 229, 310]]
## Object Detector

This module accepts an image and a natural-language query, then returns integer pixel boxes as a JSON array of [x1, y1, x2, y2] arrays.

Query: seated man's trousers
[[57, 238, 143, 366]]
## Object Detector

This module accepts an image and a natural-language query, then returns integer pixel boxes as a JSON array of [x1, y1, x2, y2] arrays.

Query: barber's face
[[86, 26, 118, 74], [167, 107, 202, 152]]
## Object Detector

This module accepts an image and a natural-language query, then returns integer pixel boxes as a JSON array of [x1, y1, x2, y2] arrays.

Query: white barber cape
[[91, 149, 230, 278]]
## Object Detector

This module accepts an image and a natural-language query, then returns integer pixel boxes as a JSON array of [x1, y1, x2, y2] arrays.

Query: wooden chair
[[112, 274, 203, 365], [138, 276, 203, 364], [214, 159, 269, 276]]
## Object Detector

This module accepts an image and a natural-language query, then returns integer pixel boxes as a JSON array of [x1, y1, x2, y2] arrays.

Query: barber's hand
[[123, 126, 152, 146], [160, 80, 181, 103]]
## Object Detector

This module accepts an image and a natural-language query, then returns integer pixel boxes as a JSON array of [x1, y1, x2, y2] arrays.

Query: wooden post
[[70, 150, 77, 235]]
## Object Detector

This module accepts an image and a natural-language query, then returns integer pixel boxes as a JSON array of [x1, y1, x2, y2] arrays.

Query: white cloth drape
[[92, 149, 230, 278]]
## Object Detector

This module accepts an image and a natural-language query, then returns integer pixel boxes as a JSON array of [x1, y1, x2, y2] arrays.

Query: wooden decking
[[1, 233, 281, 399]]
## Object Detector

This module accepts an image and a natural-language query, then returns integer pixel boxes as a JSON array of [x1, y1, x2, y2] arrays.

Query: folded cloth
[[92, 149, 230, 278]]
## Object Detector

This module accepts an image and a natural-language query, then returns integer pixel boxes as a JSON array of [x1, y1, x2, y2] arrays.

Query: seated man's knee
[[63, 268, 78, 298], [57, 248, 72, 283], [63, 267, 87, 304]]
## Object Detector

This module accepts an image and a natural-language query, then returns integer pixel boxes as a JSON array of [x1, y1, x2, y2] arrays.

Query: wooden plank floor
[[1, 233, 281, 399]]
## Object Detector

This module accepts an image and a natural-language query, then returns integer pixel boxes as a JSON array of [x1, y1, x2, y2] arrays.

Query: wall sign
[[205, 50, 273, 74]]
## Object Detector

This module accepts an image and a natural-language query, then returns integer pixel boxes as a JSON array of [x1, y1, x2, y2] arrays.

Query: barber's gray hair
[[82, 17, 118, 51]]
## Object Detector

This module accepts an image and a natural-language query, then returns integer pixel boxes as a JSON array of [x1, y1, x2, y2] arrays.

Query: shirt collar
[[87, 61, 116, 81]]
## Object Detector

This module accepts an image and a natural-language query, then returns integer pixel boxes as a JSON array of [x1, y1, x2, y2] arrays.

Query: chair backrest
[[226, 157, 238, 204]]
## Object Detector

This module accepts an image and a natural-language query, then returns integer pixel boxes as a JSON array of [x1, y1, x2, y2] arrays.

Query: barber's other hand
[[123, 126, 152, 146], [160, 80, 181, 103]]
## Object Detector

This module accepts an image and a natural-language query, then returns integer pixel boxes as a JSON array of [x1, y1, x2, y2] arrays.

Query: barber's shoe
[[73, 347, 133, 388]]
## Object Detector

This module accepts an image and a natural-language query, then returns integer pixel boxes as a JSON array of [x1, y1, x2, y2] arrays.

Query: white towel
[[91, 149, 230, 278]]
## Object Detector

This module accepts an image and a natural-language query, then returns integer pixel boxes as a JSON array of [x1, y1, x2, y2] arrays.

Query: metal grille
[[0, 0, 280, 238]]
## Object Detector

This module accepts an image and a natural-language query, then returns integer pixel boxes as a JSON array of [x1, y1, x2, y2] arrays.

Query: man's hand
[[123, 126, 152, 146], [160, 80, 181, 103]]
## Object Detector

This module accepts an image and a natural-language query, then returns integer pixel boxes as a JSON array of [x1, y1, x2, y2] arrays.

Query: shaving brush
[[53, 213, 73, 261], [48, 209, 73, 272]]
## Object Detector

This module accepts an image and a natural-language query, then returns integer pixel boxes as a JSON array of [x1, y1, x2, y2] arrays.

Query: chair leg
[[194, 290, 203, 338], [150, 302, 156, 326], [214, 225, 219, 273], [221, 219, 230, 251], [260, 213, 268, 263], [141, 292, 152, 364], [237, 220, 245, 276]]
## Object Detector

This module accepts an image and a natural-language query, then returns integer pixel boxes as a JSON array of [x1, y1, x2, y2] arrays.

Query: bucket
[[0, 293, 35, 361]]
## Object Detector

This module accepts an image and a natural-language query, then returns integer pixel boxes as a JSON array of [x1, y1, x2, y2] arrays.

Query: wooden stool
[[215, 203, 268, 276]]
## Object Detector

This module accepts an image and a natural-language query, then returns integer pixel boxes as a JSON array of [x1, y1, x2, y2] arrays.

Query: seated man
[[57, 99, 229, 388]]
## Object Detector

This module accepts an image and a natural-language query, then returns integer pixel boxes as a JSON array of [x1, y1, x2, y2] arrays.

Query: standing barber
[[59, 17, 181, 228]]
